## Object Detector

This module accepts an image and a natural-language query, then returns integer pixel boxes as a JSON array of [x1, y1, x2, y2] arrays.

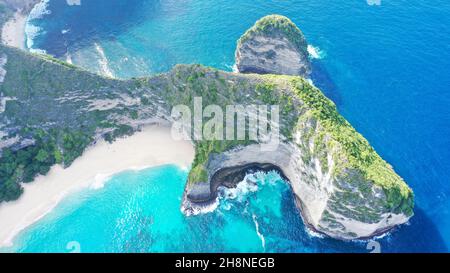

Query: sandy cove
[[1, 11, 27, 49], [0, 125, 194, 247]]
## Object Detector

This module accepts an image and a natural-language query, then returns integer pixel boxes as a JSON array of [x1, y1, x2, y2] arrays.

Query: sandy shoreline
[[1, 11, 27, 49], [0, 125, 194, 247]]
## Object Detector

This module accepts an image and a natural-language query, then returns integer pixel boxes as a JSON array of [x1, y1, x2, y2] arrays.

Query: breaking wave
[[94, 43, 115, 78], [307, 44, 326, 59], [25, 0, 51, 54]]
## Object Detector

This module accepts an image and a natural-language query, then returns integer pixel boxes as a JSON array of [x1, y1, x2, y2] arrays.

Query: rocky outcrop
[[183, 134, 412, 240], [180, 15, 413, 240], [235, 15, 311, 77]]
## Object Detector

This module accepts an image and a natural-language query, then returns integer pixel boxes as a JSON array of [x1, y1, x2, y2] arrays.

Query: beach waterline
[[1, 12, 27, 49], [0, 125, 194, 248]]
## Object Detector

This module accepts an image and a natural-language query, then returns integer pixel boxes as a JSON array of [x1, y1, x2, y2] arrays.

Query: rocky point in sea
[[182, 15, 414, 240], [0, 14, 414, 241], [235, 15, 311, 78]]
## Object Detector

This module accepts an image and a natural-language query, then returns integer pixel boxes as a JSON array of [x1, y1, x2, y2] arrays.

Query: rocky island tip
[[236, 14, 311, 77], [184, 15, 414, 240]]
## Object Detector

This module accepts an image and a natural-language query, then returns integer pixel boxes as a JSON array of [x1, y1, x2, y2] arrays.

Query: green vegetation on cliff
[[0, 45, 151, 203], [0, 129, 92, 201]]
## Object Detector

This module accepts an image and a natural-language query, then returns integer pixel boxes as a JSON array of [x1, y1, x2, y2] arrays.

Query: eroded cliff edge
[[235, 15, 311, 77]]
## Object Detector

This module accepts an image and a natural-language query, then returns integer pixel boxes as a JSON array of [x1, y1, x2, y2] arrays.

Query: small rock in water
[[235, 15, 311, 77]]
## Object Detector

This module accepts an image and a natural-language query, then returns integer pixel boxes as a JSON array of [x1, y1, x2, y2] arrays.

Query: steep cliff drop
[[235, 15, 311, 77]]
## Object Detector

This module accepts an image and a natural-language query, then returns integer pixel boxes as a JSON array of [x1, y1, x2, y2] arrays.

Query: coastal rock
[[235, 15, 311, 77], [183, 139, 412, 240]]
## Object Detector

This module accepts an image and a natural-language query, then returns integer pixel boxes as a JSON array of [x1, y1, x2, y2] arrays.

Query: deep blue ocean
[[7, 0, 450, 252]]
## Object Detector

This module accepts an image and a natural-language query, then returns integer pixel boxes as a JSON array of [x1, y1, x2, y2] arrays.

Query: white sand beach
[[0, 125, 195, 247], [1, 11, 27, 49]]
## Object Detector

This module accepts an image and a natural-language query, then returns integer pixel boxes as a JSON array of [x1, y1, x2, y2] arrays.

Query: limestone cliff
[[235, 15, 311, 77], [179, 71, 414, 240]]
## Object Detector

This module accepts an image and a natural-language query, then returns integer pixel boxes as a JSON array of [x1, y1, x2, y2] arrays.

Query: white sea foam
[[25, 0, 49, 51], [218, 175, 259, 203], [184, 171, 284, 218], [91, 164, 159, 190], [305, 227, 325, 239], [66, 0, 82, 6], [307, 44, 326, 59], [252, 214, 266, 250], [220, 202, 232, 211], [232, 63, 238, 73], [24, 23, 43, 51], [28, 0, 51, 21], [91, 173, 112, 190], [182, 199, 220, 216], [183, 173, 260, 216], [94, 43, 114, 78], [65, 52, 73, 64], [24, 1, 51, 54]]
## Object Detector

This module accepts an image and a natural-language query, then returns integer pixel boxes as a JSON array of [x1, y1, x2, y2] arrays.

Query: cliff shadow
[[310, 60, 342, 107]]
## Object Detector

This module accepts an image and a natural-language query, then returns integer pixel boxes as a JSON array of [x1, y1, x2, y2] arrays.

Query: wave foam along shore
[[0, 125, 194, 248]]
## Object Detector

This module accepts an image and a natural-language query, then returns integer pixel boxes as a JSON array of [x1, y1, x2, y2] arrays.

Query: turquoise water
[[13, 0, 450, 252], [3, 166, 367, 253]]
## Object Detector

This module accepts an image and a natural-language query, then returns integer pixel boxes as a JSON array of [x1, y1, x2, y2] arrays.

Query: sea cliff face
[[235, 15, 311, 77], [183, 142, 411, 240]]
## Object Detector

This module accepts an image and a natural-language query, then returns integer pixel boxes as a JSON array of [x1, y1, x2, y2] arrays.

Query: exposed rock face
[[235, 15, 311, 77], [160, 64, 413, 241], [180, 16, 413, 240], [183, 138, 411, 240]]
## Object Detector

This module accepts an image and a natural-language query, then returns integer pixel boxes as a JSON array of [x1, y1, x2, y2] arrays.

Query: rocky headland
[[235, 15, 311, 77], [183, 15, 414, 240]]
